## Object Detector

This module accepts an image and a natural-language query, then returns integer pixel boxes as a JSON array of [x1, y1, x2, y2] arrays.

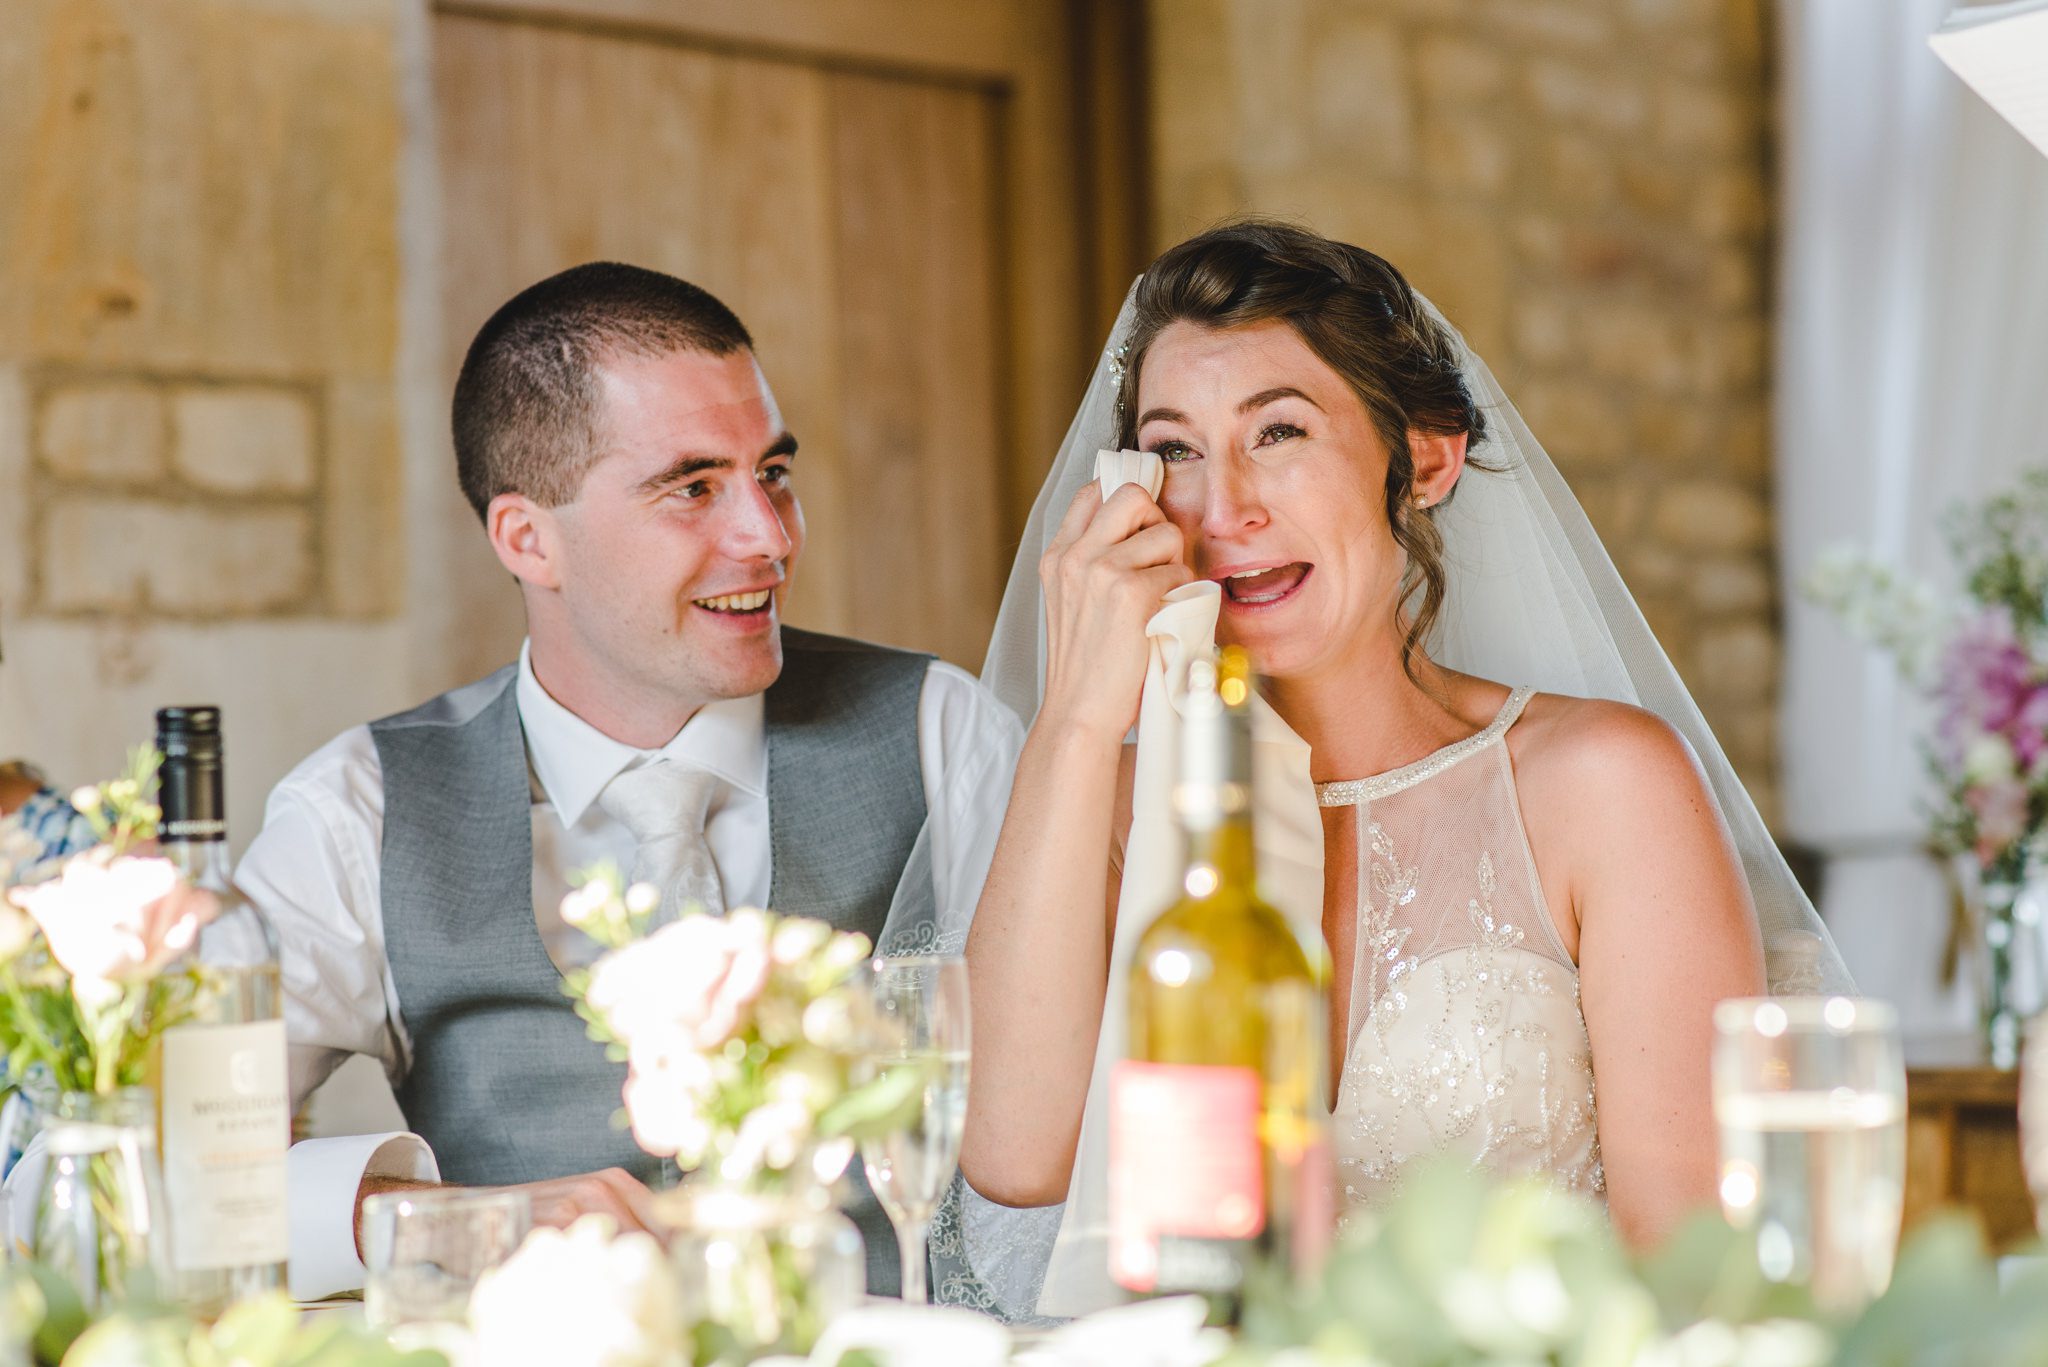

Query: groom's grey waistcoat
[[369, 628, 930, 1293]]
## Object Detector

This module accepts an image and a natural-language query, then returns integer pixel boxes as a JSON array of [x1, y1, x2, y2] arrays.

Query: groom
[[235, 263, 1020, 1299]]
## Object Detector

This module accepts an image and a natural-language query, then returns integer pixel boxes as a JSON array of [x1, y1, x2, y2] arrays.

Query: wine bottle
[[154, 706, 289, 1311], [1111, 647, 1327, 1315]]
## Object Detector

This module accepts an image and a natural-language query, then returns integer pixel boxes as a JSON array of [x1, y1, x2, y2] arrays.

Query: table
[[1904, 1059, 2036, 1249]]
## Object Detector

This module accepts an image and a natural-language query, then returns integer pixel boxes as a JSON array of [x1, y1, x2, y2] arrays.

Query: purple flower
[[1935, 608, 2038, 768]]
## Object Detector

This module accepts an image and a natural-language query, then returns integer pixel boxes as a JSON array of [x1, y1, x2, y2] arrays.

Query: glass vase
[[660, 1183, 864, 1362], [2020, 1011, 2048, 1235], [1976, 870, 2048, 1069], [32, 1087, 170, 1313]]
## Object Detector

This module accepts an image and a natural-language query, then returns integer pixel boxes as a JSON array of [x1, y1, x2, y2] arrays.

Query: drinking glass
[[1712, 996, 1906, 1313], [857, 955, 971, 1305], [362, 1187, 531, 1330]]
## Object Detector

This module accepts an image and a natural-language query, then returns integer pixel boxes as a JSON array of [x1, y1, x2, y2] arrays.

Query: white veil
[[930, 277, 1853, 1321]]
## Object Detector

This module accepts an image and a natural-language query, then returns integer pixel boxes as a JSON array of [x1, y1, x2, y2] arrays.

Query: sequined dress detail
[[1318, 687, 1602, 1220]]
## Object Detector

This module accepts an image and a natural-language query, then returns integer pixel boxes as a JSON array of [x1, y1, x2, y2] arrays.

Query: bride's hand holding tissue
[[1036, 482, 1191, 748]]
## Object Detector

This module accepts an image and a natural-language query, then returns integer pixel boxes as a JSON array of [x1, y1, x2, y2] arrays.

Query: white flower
[[0, 897, 35, 961], [721, 1099, 811, 1181], [586, 915, 755, 1051], [1963, 733, 2019, 785], [1635, 1317, 1831, 1367], [770, 916, 831, 967], [622, 1058, 715, 1164], [624, 882, 660, 918], [560, 881, 611, 929], [801, 995, 856, 1051], [765, 1047, 839, 1112], [470, 1216, 685, 1367], [8, 853, 218, 1008], [820, 930, 871, 977]]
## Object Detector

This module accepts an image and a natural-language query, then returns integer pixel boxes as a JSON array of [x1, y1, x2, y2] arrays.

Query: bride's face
[[1138, 319, 1404, 682]]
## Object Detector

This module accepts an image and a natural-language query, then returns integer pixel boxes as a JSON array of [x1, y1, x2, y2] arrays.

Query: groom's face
[[549, 346, 805, 709]]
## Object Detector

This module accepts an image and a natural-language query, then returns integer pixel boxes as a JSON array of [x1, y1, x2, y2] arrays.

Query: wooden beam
[[434, 0, 1021, 83]]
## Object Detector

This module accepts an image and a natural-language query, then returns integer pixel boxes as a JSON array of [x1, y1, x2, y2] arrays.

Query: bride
[[950, 220, 1848, 1316]]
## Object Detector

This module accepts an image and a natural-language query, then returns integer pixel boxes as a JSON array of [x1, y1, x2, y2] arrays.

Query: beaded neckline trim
[[1314, 686, 1536, 808]]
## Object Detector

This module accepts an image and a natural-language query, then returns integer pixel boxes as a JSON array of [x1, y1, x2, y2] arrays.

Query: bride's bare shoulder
[[1508, 692, 1709, 803]]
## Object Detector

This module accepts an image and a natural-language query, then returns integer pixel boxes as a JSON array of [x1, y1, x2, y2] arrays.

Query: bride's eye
[[1148, 439, 1199, 464], [1256, 421, 1306, 447]]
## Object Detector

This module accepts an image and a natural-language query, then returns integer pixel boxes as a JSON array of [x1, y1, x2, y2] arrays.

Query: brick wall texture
[[1147, 0, 1783, 820]]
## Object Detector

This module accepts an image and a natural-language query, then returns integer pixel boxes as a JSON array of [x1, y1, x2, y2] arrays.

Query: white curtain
[[1777, 0, 2048, 1041]]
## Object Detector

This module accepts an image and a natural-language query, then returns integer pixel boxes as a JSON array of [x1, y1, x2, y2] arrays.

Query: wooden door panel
[[434, 9, 1008, 672], [827, 72, 1004, 669]]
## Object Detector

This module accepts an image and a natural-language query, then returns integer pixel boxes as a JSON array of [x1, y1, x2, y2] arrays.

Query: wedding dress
[[896, 279, 1852, 1321], [1320, 686, 1602, 1215]]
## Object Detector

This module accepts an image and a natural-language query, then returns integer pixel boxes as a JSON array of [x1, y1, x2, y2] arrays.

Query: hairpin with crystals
[[1108, 340, 1131, 429]]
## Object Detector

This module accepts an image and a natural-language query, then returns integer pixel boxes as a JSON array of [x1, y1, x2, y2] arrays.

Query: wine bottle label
[[1109, 1060, 1265, 1293], [162, 1018, 290, 1270]]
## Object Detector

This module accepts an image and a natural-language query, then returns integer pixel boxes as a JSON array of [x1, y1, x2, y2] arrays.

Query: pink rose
[[584, 913, 775, 1055], [1967, 779, 2031, 864], [8, 852, 218, 1007]]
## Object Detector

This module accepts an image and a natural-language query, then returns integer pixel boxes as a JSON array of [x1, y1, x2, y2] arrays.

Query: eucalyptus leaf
[[815, 1059, 924, 1139]]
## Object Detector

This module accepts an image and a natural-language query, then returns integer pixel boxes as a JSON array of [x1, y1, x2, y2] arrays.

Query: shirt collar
[[515, 640, 769, 827]]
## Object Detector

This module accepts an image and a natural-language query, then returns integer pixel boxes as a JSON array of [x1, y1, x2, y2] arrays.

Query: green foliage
[[1222, 1163, 2048, 1367], [1947, 469, 2048, 646], [66, 748, 164, 857], [0, 1275, 446, 1367]]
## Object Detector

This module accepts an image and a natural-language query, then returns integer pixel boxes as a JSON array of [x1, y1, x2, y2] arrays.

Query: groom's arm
[[235, 728, 441, 1300]]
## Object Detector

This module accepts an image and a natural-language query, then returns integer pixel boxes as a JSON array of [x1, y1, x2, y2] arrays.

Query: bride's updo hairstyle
[[1113, 219, 1487, 676]]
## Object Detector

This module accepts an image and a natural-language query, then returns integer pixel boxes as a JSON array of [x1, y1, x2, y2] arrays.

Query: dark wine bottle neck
[[158, 755, 226, 844]]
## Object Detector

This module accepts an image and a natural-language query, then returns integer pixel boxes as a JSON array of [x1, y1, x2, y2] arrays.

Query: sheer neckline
[[1314, 686, 1536, 808]]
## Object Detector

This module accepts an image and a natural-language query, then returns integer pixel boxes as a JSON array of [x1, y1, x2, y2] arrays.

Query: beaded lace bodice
[[1317, 687, 1602, 1221]]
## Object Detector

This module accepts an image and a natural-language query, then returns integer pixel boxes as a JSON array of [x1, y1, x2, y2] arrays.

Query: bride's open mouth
[[1217, 562, 1312, 608]]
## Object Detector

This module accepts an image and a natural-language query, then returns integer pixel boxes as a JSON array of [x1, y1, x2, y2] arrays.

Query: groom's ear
[[1408, 429, 1469, 507], [486, 491, 567, 591]]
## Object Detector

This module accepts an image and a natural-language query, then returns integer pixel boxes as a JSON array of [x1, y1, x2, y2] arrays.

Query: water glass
[[858, 955, 971, 1305], [362, 1187, 531, 1330], [1712, 996, 1906, 1313]]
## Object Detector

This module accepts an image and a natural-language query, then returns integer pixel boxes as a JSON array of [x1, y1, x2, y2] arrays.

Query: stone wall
[[1146, 0, 1783, 819], [0, 0, 430, 844]]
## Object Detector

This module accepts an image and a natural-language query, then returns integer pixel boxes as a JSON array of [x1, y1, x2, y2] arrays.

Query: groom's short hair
[[452, 262, 754, 521]]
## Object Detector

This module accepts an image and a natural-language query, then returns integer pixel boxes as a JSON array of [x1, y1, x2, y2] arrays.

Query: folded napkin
[[1036, 452, 1325, 1318], [1015, 1295, 1227, 1367], [801, 1303, 1011, 1367]]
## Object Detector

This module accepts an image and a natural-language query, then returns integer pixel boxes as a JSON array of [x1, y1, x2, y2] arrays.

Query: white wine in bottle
[[1111, 647, 1328, 1315], [154, 706, 290, 1312]]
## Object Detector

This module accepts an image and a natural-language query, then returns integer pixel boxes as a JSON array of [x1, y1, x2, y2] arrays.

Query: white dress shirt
[[233, 642, 1023, 1298]]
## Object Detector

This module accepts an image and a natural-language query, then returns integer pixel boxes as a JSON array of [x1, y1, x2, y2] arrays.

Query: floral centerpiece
[[507, 868, 919, 1363], [1806, 468, 2048, 1063], [0, 749, 222, 1306]]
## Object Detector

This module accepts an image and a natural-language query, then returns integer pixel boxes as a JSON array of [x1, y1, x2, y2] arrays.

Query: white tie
[[596, 761, 726, 923]]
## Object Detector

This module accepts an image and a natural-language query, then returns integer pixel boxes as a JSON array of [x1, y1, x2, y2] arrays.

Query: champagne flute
[[858, 954, 970, 1306], [1712, 996, 1906, 1314]]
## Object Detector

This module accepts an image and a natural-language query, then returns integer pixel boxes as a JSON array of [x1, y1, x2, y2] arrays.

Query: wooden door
[[429, 0, 1140, 679]]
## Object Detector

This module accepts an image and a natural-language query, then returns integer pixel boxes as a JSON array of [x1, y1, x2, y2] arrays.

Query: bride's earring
[[1411, 489, 1431, 510]]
